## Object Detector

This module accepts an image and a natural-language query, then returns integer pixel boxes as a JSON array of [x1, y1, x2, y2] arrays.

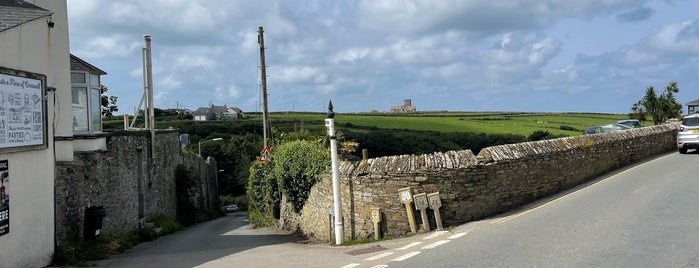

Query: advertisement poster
[[0, 72, 45, 149], [0, 160, 8, 236]]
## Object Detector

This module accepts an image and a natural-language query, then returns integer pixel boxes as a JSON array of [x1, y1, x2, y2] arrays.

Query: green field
[[267, 112, 646, 136]]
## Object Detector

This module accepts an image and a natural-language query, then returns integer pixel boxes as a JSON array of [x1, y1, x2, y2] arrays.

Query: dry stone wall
[[280, 124, 678, 241]]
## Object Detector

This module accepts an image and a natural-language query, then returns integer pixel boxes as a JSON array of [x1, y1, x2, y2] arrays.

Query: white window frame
[[71, 71, 102, 133]]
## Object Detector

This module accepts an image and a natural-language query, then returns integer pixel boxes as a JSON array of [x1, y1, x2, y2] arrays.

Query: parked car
[[617, 119, 642, 128], [677, 114, 699, 154], [582, 124, 631, 135], [224, 203, 239, 213]]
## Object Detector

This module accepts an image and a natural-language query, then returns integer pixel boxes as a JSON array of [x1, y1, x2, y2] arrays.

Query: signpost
[[325, 101, 343, 245], [413, 193, 430, 232], [398, 187, 417, 234], [427, 192, 443, 230], [371, 207, 381, 240]]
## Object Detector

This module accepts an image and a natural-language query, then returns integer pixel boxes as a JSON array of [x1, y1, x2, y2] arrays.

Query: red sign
[[259, 147, 272, 162]]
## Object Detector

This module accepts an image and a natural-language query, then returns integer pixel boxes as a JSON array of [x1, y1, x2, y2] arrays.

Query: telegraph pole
[[258, 26, 270, 148]]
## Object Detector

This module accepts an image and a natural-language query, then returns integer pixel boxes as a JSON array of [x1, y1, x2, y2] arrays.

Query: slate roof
[[0, 0, 52, 33], [70, 54, 107, 75], [687, 98, 699, 106]]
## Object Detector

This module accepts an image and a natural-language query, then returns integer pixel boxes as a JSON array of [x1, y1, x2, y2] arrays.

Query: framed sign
[[0, 68, 47, 151]]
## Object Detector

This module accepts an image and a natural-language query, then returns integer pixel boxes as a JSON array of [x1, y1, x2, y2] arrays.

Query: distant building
[[390, 99, 416, 113], [193, 104, 243, 121], [686, 98, 699, 114]]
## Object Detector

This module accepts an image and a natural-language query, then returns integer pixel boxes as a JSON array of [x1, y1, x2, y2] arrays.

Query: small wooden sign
[[398, 187, 413, 203], [371, 207, 381, 223]]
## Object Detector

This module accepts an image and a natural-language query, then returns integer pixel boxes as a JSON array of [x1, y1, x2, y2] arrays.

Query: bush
[[175, 164, 199, 227], [150, 215, 184, 235], [560, 125, 578, 131], [247, 161, 277, 227], [273, 140, 330, 212]]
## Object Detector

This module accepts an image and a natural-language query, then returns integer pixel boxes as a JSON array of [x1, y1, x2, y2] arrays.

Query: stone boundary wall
[[55, 130, 219, 243], [281, 124, 677, 241]]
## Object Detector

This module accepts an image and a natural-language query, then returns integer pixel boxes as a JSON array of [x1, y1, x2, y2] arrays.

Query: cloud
[[616, 6, 655, 23], [357, 0, 648, 35]]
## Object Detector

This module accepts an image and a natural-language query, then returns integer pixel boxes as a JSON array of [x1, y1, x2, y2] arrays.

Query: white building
[[0, 0, 78, 266]]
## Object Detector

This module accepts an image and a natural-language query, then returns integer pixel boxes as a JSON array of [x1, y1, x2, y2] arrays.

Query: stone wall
[[281, 124, 678, 241], [55, 130, 219, 243]]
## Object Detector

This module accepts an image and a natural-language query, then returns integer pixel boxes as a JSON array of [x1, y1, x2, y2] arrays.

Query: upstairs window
[[71, 72, 102, 133]]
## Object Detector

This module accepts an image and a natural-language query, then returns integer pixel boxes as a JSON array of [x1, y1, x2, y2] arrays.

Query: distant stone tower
[[390, 99, 416, 113]]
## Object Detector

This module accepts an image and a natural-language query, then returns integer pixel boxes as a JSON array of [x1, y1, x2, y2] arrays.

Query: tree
[[100, 85, 119, 118], [629, 82, 682, 125]]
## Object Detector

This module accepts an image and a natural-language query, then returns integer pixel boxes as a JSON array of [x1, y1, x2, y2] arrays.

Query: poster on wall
[[0, 160, 9, 237], [0, 71, 46, 150]]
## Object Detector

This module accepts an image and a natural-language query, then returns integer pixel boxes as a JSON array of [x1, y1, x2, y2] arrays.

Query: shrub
[[247, 161, 277, 227], [273, 140, 330, 212]]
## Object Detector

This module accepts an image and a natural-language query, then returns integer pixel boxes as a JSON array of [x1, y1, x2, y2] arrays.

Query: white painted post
[[325, 101, 343, 245]]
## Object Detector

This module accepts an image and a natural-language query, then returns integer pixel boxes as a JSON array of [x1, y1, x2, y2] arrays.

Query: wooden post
[[398, 187, 417, 234]]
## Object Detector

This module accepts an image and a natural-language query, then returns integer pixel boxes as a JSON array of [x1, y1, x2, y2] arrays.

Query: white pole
[[325, 101, 343, 245]]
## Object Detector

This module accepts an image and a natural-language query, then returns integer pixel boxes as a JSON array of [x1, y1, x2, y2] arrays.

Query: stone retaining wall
[[280, 124, 677, 241], [55, 130, 219, 243]]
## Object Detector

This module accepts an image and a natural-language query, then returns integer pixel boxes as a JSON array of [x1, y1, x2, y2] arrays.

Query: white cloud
[[214, 85, 241, 101], [275, 66, 327, 84]]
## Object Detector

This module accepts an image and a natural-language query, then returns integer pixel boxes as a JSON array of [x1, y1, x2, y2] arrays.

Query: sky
[[66, 0, 699, 114]]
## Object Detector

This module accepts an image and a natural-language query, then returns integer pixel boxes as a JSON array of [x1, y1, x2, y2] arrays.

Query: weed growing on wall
[[247, 161, 277, 226], [175, 164, 200, 226]]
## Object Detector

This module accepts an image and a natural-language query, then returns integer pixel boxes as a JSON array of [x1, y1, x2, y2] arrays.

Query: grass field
[[267, 112, 647, 136]]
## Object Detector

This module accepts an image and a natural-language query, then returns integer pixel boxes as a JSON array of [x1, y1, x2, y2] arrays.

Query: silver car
[[677, 114, 699, 154]]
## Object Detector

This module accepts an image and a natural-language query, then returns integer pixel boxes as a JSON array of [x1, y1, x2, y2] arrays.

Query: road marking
[[424, 230, 448, 240], [490, 154, 672, 224], [341, 264, 360, 268], [448, 232, 467, 239], [422, 240, 451, 249], [398, 242, 422, 250], [391, 251, 421, 262], [370, 265, 388, 268], [365, 252, 394, 261]]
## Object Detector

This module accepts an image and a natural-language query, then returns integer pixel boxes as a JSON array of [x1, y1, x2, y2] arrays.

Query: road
[[387, 152, 699, 267], [94, 212, 304, 267], [92, 151, 699, 267]]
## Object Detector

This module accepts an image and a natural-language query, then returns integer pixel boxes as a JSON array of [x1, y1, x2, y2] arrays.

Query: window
[[71, 71, 102, 133]]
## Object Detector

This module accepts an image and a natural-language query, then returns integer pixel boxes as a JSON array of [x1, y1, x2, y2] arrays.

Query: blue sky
[[67, 0, 699, 114]]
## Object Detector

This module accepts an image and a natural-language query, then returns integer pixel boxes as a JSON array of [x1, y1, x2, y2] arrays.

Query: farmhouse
[[193, 104, 244, 121]]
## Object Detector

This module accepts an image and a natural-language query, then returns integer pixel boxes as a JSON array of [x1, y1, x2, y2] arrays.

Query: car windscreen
[[682, 117, 699, 126]]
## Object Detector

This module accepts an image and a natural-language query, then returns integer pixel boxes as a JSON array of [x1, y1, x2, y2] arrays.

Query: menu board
[[0, 71, 45, 150]]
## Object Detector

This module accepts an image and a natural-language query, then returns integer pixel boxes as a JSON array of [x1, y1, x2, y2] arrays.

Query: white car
[[677, 114, 699, 154]]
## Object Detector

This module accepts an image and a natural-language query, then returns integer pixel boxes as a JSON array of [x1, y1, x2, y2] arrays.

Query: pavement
[[71, 212, 473, 268]]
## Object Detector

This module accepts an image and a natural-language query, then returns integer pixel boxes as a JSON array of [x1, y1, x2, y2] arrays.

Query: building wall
[[280, 124, 677, 242], [55, 130, 220, 243], [0, 1, 68, 267]]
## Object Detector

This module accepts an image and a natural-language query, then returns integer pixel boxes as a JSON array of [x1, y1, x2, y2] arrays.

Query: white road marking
[[370, 265, 388, 268], [398, 242, 422, 250], [424, 230, 449, 240], [341, 263, 361, 268], [448, 232, 467, 239], [391, 251, 421, 262], [422, 240, 451, 249], [365, 251, 394, 261]]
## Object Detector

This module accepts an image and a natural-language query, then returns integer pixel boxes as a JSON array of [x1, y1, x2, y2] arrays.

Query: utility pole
[[258, 26, 270, 148], [144, 35, 155, 158]]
